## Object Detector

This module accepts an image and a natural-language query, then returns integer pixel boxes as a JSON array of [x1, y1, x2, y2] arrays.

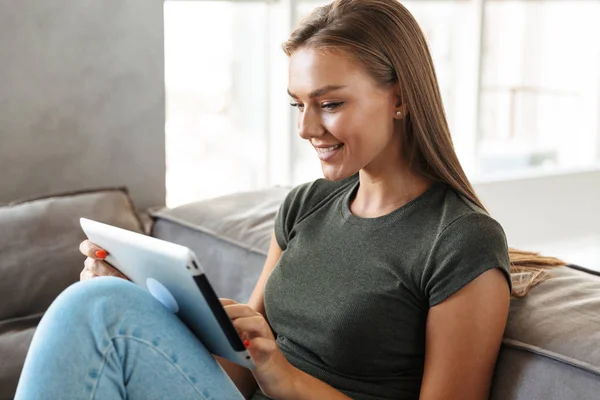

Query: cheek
[[323, 106, 391, 147], [322, 112, 367, 143]]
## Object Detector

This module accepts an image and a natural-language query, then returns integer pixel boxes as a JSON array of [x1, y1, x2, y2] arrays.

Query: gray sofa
[[1, 186, 599, 399]]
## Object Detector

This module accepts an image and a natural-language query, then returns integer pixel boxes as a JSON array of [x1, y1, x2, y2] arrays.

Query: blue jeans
[[15, 277, 246, 400]]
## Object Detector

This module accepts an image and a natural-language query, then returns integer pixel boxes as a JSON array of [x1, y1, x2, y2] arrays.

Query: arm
[[285, 369, 352, 400], [216, 233, 283, 399], [419, 268, 510, 400]]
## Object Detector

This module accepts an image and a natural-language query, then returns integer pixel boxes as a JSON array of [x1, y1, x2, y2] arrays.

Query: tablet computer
[[80, 217, 255, 369]]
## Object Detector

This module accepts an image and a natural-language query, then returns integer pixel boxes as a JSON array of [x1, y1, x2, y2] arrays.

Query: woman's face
[[288, 47, 402, 181]]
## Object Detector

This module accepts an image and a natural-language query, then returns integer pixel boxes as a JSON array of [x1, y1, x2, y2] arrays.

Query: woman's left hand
[[220, 298, 297, 398]]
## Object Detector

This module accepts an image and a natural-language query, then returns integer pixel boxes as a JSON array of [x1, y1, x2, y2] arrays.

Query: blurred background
[[164, 0, 600, 205], [163, 0, 600, 266]]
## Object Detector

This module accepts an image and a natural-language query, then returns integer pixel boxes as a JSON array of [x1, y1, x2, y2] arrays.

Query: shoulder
[[420, 186, 511, 306], [433, 186, 508, 257]]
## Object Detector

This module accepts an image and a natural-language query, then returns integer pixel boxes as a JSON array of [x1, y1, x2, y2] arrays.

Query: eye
[[321, 102, 343, 111], [290, 102, 305, 111]]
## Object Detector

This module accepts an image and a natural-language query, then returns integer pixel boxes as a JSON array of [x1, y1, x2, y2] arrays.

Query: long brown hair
[[283, 0, 564, 297]]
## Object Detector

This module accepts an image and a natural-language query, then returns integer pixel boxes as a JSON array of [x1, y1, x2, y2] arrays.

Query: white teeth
[[316, 144, 342, 153]]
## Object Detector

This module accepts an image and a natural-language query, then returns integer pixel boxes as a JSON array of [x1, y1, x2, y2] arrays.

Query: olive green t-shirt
[[251, 175, 511, 400]]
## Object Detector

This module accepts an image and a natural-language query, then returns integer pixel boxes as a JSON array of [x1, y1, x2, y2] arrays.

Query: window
[[164, 0, 600, 206], [164, 1, 289, 206], [478, 0, 600, 177]]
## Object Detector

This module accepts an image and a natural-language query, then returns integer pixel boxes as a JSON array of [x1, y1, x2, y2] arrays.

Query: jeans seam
[[91, 335, 209, 400], [90, 341, 115, 400]]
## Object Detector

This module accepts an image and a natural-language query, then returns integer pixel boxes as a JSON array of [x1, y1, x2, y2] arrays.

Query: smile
[[315, 143, 344, 161], [316, 144, 343, 153]]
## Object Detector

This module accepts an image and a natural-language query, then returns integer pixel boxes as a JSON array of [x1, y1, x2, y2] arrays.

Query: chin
[[320, 164, 358, 182]]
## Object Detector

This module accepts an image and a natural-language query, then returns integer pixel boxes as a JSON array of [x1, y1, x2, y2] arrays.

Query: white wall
[[0, 0, 165, 209], [474, 168, 600, 268]]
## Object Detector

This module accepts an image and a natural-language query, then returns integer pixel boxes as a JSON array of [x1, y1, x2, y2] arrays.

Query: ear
[[393, 88, 408, 119], [393, 103, 408, 120], [395, 92, 403, 108]]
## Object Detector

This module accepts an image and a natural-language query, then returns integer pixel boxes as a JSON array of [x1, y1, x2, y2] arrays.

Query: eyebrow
[[287, 85, 346, 99]]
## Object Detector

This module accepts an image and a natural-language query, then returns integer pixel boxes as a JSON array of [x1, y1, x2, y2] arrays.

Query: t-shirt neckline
[[340, 178, 445, 226]]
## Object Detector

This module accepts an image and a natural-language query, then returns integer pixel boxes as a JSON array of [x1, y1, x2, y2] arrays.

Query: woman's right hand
[[79, 240, 128, 281]]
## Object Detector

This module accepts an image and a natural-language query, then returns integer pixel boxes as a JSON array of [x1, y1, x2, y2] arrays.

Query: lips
[[314, 143, 344, 162], [315, 144, 343, 153]]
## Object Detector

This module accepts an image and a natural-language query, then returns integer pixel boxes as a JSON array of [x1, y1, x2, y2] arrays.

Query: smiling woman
[[247, 1, 563, 399], [14, 1, 566, 400]]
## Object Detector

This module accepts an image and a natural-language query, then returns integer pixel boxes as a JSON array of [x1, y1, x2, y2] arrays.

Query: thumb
[[246, 337, 277, 371]]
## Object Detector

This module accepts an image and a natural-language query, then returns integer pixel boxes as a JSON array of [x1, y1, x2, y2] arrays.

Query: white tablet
[[80, 217, 255, 369]]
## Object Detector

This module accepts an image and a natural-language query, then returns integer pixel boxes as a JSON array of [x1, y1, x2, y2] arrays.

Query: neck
[[351, 163, 433, 219]]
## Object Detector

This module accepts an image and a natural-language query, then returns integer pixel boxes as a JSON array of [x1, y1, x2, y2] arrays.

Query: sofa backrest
[[491, 265, 600, 399]]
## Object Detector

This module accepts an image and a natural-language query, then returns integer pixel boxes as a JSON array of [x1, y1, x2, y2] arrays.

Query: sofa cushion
[[149, 187, 289, 302], [0, 315, 39, 398], [491, 265, 600, 399], [0, 188, 144, 399], [0, 188, 144, 321]]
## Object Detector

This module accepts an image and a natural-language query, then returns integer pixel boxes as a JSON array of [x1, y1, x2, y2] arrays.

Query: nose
[[297, 107, 325, 140]]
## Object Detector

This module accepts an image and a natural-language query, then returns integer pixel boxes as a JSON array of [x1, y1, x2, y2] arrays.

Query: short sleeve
[[422, 212, 511, 307], [273, 183, 308, 251]]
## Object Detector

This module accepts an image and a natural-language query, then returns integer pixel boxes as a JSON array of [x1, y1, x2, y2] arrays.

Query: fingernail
[[95, 250, 107, 259], [244, 340, 250, 348]]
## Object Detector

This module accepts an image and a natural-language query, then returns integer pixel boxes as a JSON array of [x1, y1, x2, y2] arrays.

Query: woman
[[16, 0, 562, 399]]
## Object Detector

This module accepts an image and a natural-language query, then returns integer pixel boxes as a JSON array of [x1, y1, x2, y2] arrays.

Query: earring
[[395, 110, 402, 118]]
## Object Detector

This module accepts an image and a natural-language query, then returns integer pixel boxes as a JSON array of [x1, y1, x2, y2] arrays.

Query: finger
[[84, 257, 95, 271], [219, 298, 237, 306], [80, 269, 96, 281], [244, 337, 277, 370], [223, 304, 258, 320], [79, 240, 108, 259], [85, 258, 124, 278], [245, 337, 277, 354], [99, 262, 128, 279], [232, 315, 272, 339], [79, 240, 99, 257], [112, 269, 128, 279]]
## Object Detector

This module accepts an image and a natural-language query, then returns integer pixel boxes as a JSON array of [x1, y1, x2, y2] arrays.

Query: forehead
[[288, 47, 370, 94]]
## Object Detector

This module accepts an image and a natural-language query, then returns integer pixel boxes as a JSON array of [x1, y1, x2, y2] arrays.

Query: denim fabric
[[15, 277, 244, 400]]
